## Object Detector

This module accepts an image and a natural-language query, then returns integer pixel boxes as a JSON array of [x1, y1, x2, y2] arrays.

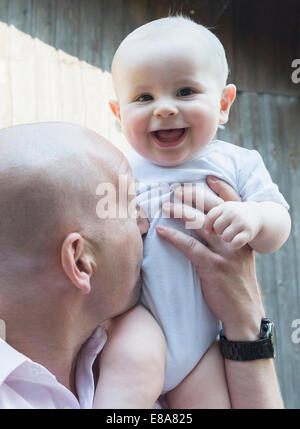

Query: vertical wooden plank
[[32, 0, 57, 46], [77, 0, 102, 68], [0, 22, 12, 127], [218, 92, 300, 407], [213, 1, 235, 84], [256, 95, 291, 406], [55, 0, 80, 59], [6, 0, 32, 33], [0, 0, 8, 22], [9, 24, 37, 124], [280, 94, 300, 408], [99, 0, 125, 71], [122, 0, 151, 37], [34, 38, 62, 122], [57, 49, 85, 125], [80, 61, 105, 133]]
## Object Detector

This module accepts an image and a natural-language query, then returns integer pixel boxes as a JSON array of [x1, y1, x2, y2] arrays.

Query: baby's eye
[[135, 94, 153, 102], [177, 87, 195, 97]]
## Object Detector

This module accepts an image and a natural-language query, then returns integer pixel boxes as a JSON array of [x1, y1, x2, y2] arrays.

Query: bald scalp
[[112, 16, 229, 92], [0, 122, 125, 287]]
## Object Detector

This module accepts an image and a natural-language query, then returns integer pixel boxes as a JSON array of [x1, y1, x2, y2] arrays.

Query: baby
[[94, 16, 291, 408]]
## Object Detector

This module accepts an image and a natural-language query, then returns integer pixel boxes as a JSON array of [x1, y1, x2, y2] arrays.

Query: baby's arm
[[94, 304, 166, 408], [204, 200, 291, 254]]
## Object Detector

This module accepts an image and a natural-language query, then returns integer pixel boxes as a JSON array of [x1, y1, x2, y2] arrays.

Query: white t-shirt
[[127, 140, 289, 394]]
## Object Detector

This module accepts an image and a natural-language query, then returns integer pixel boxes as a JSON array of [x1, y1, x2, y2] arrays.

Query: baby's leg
[[166, 341, 231, 409], [94, 304, 166, 408]]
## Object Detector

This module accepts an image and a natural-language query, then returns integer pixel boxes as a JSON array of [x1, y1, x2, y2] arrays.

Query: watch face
[[260, 319, 276, 358], [271, 322, 277, 352]]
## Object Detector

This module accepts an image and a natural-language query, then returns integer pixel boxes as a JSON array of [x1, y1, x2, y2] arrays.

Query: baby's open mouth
[[151, 128, 187, 147]]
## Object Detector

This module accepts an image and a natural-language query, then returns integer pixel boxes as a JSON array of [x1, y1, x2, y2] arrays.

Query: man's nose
[[153, 100, 178, 118]]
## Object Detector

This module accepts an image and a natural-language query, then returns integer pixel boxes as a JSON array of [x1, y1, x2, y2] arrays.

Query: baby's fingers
[[221, 224, 243, 243], [231, 231, 251, 249], [204, 206, 223, 234], [213, 214, 234, 236]]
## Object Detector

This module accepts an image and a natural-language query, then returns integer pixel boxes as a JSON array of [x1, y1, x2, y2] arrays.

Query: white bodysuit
[[127, 140, 289, 394]]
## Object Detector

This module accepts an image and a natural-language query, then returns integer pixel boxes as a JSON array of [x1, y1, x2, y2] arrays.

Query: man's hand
[[204, 201, 264, 249], [157, 176, 265, 340], [157, 175, 284, 409]]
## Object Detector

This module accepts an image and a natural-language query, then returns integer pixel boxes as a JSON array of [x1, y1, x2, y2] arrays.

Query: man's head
[[110, 16, 236, 167], [0, 122, 146, 328]]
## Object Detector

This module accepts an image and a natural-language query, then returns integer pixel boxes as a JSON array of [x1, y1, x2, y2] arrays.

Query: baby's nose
[[153, 102, 178, 118]]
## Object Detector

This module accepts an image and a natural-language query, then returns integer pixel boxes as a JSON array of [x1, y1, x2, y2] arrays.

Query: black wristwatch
[[219, 318, 276, 361]]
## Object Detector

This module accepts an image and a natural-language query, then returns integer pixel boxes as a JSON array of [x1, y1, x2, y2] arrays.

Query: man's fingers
[[155, 224, 213, 268], [160, 203, 246, 258], [172, 177, 241, 219], [206, 176, 241, 202], [162, 201, 219, 244], [162, 202, 226, 253], [162, 202, 205, 230]]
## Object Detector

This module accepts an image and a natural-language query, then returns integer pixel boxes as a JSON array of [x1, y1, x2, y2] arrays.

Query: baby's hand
[[204, 201, 263, 249]]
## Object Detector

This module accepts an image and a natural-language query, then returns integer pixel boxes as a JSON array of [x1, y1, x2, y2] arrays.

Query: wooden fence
[[0, 0, 299, 408]]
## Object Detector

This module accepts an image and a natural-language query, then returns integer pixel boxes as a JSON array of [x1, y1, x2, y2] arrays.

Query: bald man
[[0, 122, 155, 408], [0, 122, 283, 409]]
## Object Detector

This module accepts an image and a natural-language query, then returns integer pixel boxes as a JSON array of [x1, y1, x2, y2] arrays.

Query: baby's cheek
[[197, 101, 219, 122], [126, 115, 145, 141], [122, 121, 137, 145]]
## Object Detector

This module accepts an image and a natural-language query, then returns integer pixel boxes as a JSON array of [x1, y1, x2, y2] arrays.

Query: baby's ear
[[109, 100, 121, 121], [219, 84, 236, 125]]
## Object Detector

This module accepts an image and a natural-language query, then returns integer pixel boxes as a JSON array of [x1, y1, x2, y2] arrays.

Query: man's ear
[[61, 233, 95, 295], [109, 100, 121, 121], [219, 84, 236, 125]]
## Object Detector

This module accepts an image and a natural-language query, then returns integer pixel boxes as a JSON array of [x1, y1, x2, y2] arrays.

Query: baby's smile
[[150, 127, 188, 149]]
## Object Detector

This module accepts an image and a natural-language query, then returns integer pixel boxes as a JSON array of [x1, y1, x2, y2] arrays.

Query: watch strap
[[219, 333, 275, 361]]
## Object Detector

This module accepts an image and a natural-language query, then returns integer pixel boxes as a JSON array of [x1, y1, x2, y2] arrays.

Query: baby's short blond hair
[[112, 15, 229, 88]]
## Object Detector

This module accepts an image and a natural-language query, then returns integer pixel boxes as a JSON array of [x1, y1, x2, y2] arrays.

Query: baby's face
[[113, 31, 231, 167]]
